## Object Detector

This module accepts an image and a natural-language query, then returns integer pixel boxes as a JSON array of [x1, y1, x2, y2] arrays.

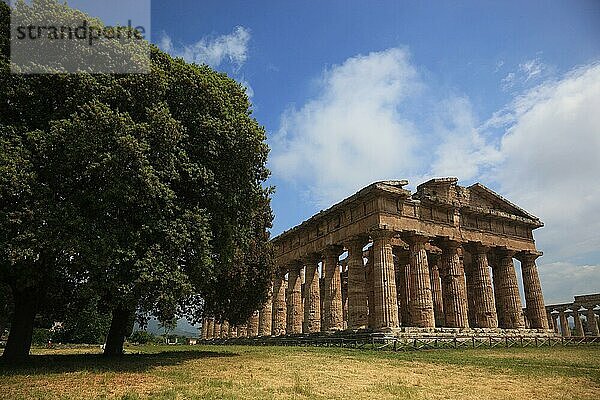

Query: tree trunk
[[103, 305, 134, 356], [2, 288, 38, 363]]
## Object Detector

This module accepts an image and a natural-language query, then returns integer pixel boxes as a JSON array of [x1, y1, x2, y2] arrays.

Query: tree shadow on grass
[[0, 349, 238, 376]]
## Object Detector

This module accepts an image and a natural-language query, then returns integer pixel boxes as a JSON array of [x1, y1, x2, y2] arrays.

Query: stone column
[[518, 252, 549, 329], [201, 318, 208, 340], [258, 288, 273, 337], [405, 234, 435, 328], [546, 312, 555, 333], [428, 253, 445, 327], [438, 240, 469, 328], [238, 324, 247, 338], [394, 249, 410, 326], [573, 309, 584, 337], [205, 317, 214, 340], [492, 249, 525, 329], [286, 262, 303, 334], [229, 325, 237, 338], [213, 321, 221, 339], [466, 243, 498, 328], [346, 238, 369, 329], [559, 311, 570, 337], [272, 271, 287, 335], [303, 253, 322, 333], [463, 252, 477, 327], [248, 311, 260, 337], [221, 320, 229, 339], [371, 229, 400, 329], [588, 309, 599, 336], [365, 246, 375, 329], [322, 246, 344, 331]]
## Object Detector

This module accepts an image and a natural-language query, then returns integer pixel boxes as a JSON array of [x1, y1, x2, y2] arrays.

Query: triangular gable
[[467, 183, 540, 221]]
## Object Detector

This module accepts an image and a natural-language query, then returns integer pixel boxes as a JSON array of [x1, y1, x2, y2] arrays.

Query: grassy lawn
[[1, 344, 599, 399]]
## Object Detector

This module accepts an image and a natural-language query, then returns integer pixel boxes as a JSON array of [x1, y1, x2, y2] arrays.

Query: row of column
[[549, 309, 600, 337], [202, 229, 549, 338]]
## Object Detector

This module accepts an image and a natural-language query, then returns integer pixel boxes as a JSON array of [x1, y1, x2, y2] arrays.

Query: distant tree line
[[0, 1, 275, 362]]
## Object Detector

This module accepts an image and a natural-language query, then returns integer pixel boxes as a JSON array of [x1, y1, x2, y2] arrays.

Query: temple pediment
[[466, 183, 541, 223]]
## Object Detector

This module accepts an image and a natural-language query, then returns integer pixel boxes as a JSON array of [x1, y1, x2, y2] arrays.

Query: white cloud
[[159, 26, 250, 71], [501, 58, 549, 91], [270, 48, 423, 207]]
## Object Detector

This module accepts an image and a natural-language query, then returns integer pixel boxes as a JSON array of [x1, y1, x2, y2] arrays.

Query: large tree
[[0, 0, 274, 361]]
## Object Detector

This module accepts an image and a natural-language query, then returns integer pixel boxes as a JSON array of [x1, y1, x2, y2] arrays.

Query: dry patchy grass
[[1, 344, 599, 399]]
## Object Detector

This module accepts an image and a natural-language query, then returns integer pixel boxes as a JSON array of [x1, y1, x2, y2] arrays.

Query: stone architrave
[[303, 253, 322, 333], [272, 271, 287, 335], [492, 249, 525, 329], [559, 311, 570, 337], [588, 309, 599, 336], [466, 243, 498, 328], [518, 252, 549, 329], [437, 240, 469, 328], [322, 246, 344, 331], [428, 253, 445, 327], [371, 229, 400, 329], [220, 320, 229, 339], [346, 238, 369, 329], [258, 288, 273, 337], [405, 234, 435, 328], [286, 263, 303, 334]]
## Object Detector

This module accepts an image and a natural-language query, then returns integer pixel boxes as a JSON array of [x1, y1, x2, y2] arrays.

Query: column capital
[[494, 247, 517, 259], [302, 252, 322, 265], [345, 235, 369, 251], [323, 244, 344, 258], [434, 238, 463, 251], [370, 227, 396, 240], [401, 231, 431, 246], [516, 250, 543, 263], [465, 241, 490, 254]]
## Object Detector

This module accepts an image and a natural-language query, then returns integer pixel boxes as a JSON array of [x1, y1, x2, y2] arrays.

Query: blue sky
[[69, 1, 600, 304]]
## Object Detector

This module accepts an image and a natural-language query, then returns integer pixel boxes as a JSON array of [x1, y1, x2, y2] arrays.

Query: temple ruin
[[546, 294, 600, 337], [202, 178, 554, 339]]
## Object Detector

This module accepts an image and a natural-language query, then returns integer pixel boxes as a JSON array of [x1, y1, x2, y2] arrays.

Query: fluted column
[[466, 243, 498, 328], [518, 252, 549, 329], [286, 262, 303, 334], [394, 249, 410, 326], [272, 271, 287, 335], [205, 317, 214, 339], [221, 320, 229, 338], [405, 234, 434, 328], [303, 253, 322, 333], [559, 311, 570, 337], [228, 325, 237, 338], [213, 321, 221, 339], [238, 324, 247, 338], [346, 238, 369, 329], [438, 240, 469, 328], [365, 247, 375, 329], [428, 253, 445, 327], [588, 309, 599, 336], [573, 310, 584, 336], [248, 311, 260, 337], [201, 318, 208, 340], [258, 288, 273, 337], [371, 229, 400, 329], [546, 312, 555, 333], [322, 246, 344, 331], [492, 249, 525, 329]]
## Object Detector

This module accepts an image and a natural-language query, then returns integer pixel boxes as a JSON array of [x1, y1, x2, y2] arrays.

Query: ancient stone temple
[[203, 178, 552, 338], [546, 294, 600, 337]]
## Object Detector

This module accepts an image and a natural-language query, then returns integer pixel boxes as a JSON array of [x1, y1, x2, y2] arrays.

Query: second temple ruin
[[202, 178, 557, 339]]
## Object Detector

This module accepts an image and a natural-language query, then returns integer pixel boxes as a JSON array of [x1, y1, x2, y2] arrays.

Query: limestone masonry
[[202, 178, 566, 339]]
